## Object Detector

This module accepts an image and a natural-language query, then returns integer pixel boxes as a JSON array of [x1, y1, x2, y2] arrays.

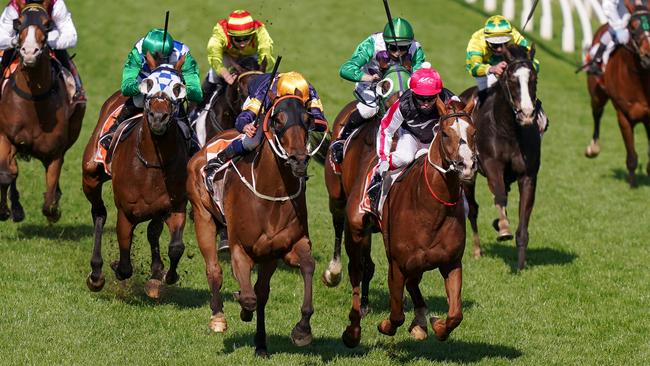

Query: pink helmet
[[409, 62, 443, 96]]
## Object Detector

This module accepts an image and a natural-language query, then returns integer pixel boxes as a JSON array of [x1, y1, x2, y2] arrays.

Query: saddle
[[202, 134, 245, 222], [92, 104, 143, 175]]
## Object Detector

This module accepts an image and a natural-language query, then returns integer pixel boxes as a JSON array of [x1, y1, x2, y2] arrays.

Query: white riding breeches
[[379, 129, 429, 169], [475, 73, 498, 91]]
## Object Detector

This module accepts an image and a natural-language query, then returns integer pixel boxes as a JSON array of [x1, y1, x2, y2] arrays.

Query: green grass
[[1, 0, 650, 364]]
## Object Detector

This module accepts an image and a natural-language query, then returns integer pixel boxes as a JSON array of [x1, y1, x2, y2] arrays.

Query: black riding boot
[[588, 43, 606, 76], [99, 99, 141, 149], [367, 171, 383, 213], [330, 110, 367, 164], [176, 104, 201, 155], [204, 143, 239, 192]]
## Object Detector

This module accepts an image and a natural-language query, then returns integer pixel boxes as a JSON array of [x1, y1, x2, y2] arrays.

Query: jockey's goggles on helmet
[[232, 35, 253, 43], [388, 43, 410, 53]]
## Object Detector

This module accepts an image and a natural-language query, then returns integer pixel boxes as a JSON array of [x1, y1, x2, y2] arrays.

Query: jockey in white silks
[[585, 0, 632, 75]]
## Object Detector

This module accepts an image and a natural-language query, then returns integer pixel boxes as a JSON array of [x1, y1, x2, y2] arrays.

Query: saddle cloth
[[202, 134, 245, 216], [1, 52, 77, 103], [92, 104, 142, 176]]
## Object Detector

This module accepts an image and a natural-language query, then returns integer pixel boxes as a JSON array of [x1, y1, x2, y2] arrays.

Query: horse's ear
[[259, 57, 267, 72], [528, 43, 536, 61], [139, 78, 154, 95], [145, 51, 157, 70], [174, 54, 186, 73], [435, 95, 447, 115], [172, 82, 187, 100], [463, 96, 476, 115], [294, 88, 304, 101]]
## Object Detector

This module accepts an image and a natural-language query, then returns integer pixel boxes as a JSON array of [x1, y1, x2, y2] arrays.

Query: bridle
[[627, 8, 650, 67], [500, 59, 537, 120]]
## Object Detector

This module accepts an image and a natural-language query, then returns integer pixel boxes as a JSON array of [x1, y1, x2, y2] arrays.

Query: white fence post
[[540, 0, 553, 40], [521, 0, 534, 31], [559, 0, 575, 52], [503, 0, 516, 20], [485, 0, 497, 12]]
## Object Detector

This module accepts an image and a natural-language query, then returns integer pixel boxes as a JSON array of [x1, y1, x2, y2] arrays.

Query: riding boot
[[367, 171, 383, 214], [54, 49, 86, 102], [330, 110, 367, 164], [204, 141, 241, 192], [588, 43, 606, 76], [176, 105, 201, 155], [99, 99, 140, 150]]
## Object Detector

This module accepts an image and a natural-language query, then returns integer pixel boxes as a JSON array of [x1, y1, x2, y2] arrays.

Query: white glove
[[378, 160, 390, 174], [10, 35, 18, 48], [47, 29, 60, 46]]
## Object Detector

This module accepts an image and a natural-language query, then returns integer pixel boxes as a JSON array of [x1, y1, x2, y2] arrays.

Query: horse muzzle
[[286, 154, 310, 178], [147, 113, 172, 135]]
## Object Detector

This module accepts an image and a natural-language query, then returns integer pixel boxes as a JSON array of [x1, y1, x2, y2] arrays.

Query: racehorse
[[186, 93, 321, 357], [0, 2, 85, 223], [584, 1, 650, 187], [322, 66, 410, 317], [374, 98, 476, 343], [193, 57, 266, 145], [460, 43, 541, 271], [83, 54, 189, 298]]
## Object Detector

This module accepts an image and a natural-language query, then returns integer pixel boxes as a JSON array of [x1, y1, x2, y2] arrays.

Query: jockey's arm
[[378, 101, 403, 169], [0, 5, 18, 50], [235, 96, 261, 132], [180, 51, 203, 103], [411, 45, 426, 71], [465, 30, 491, 77], [48, 0, 77, 50], [306, 84, 327, 132], [339, 36, 375, 82], [255, 25, 276, 71], [206, 23, 228, 75], [120, 48, 144, 97]]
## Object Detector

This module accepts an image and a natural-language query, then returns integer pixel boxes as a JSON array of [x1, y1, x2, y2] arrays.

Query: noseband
[[500, 59, 537, 119]]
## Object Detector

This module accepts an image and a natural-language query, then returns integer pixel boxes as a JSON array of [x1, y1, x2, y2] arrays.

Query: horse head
[[625, 1, 650, 68], [14, 2, 52, 68], [499, 44, 538, 126], [431, 97, 477, 182], [228, 56, 266, 108], [138, 53, 187, 135], [263, 92, 314, 178]]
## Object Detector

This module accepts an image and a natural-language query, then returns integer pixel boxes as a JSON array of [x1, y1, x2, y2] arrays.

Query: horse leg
[[483, 160, 512, 240], [322, 202, 344, 287], [431, 262, 463, 341], [252, 260, 278, 358], [405, 274, 428, 340], [643, 120, 650, 176], [143, 219, 165, 299], [284, 237, 315, 348], [585, 78, 608, 158], [42, 157, 63, 223], [110, 210, 135, 280], [615, 110, 638, 187], [377, 259, 406, 336], [9, 180, 24, 222], [0, 183, 9, 221], [341, 218, 366, 348], [163, 212, 186, 285], [464, 180, 481, 258], [231, 243, 256, 322], [83, 170, 108, 292], [516, 175, 537, 271], [193, 203, 226, 332], [360, 241, 375, 317]]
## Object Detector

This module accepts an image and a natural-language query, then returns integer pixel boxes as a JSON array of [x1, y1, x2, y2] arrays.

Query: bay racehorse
[[193, 57, 266, 146], [187, 93, 323, 357], [460, 43, 541, 271], [375, 98, 476, 343], [0, 2, 85, 223], [83, 54, 189, 298], [584, 1, 650, 187], [322, 66, 410, 316]]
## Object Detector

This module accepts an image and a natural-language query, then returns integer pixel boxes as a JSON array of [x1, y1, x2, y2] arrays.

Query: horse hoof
[[496, 231, 513, 241], [45, 207, 61, 224], [342, 326, 361, 348], [255, 348, 270, 358], [144, 279, 162, 299], [110, 261, 132, 281], [86, 272, 105, 292], [629, 176, 639, 189], [163, 271, 179, 285], [12, 207, 24, 222], [0, 208, 9, 221], [584, 141, 600, 158], [472, 247, 482, 259], [377, 319, 397, 336], [291, 326, 313, 347], [430, 316, 449, 342], [240, 308, 254, 322], [209, 314, 227, 333], [321, 269, 341, 287], [409, 325, 428, 341]]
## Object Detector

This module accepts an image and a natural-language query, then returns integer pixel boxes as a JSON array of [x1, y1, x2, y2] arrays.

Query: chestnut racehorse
[[187, 93, 322, 357], [0, 2, 85, 223], [584, 1, 650, 187], [83, 55, 189, 298]]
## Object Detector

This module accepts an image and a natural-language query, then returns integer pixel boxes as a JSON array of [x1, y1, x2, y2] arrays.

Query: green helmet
[[383, 18, 414, 46], [142, 28, 175, 59]]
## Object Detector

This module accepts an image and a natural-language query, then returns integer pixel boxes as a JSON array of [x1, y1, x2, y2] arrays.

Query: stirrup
[[99, 133, 113, 150], [330, 140, 344, 164]]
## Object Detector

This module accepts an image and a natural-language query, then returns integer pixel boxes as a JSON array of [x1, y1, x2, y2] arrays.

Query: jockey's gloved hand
[[378, 160, 390, 174], [10, 35, 18, 48]]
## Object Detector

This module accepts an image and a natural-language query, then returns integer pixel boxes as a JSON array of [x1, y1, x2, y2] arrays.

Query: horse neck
[[417, 135, 461, 207], [488, 83, 518, 129], [139, 116, 182, 167], [16, 54, 53, 93]]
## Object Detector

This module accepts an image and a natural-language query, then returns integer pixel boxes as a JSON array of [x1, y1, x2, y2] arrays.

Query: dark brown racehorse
[[83, 54, 189, 298], [194, 57, 266, 145], [336, 98, 476, 348], [0, 2, 85, 223], [375, 98, 476, 343], [460, 43, 541, 271], [187, 94, 318, 357], [584, 1, 650, 187], [322, 70, 407, 316]]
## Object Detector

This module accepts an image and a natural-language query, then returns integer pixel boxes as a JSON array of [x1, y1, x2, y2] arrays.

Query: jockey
[[98, 28, 203, 152], [330, 17, 426, 165], [203, 9, 275, 102], [0, 0, 84, 101], [368, 63, 457, 211], [203, 71, 327, 187], [466, 15, 547, 134], [585, 0, 631, 75]]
